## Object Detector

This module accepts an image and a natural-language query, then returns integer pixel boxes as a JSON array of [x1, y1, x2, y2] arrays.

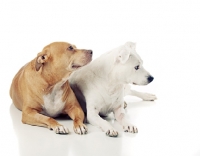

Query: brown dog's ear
[[35, 52, 49, 71]]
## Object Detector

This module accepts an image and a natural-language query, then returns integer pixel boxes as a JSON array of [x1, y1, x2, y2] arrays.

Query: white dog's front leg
[[87, 107, 118, 137], [124, 84, 157, 101], [114, 106, 138, 133]]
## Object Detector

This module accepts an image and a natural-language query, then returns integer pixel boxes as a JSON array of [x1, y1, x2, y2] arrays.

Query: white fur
[[69, 42, 156, 137], [42, 78, 68, 117]]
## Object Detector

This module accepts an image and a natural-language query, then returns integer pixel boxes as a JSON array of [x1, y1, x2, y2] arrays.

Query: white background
[[0, 0, 200, 156]]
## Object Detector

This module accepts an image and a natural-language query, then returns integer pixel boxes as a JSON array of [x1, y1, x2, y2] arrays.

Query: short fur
[[10, 42, 92, 134], [69, 42, 157, 137]]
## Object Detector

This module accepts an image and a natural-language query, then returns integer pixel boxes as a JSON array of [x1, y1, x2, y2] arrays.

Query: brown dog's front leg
[[22, 107, 69, 134], [65, 103, 88, 135]]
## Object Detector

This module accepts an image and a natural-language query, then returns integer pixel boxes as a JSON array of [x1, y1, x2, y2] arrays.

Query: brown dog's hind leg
[[22, 107, 69, 134]]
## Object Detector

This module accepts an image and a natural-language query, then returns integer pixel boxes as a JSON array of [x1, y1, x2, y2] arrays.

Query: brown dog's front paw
[[51, 125, 69, 134], [73, 123, 88, 135]]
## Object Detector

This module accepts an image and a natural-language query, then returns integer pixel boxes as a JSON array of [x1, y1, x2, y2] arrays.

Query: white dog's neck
[[89, 50, 125, 95], [90, 48, 122, 82]]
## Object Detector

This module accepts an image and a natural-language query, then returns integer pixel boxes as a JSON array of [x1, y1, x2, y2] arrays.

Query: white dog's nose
[[148, 76, 154, 83]]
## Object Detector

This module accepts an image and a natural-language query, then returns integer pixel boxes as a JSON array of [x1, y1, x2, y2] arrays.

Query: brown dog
[[10, 42, 92, 134]]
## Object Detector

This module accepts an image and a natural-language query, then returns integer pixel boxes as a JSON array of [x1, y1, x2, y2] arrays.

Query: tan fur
[[10, 42, 92, 134]]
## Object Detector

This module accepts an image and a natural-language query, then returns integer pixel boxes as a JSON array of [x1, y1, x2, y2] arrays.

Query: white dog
[[69, 42, 157, 137]]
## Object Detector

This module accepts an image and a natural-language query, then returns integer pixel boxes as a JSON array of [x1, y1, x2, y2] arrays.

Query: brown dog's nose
[[87, 50, 93, 55]]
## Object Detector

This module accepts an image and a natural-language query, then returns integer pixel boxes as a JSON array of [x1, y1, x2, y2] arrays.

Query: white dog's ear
[[125, 42, 136, 51], [118, 49, 130, 64], [118, 42, 136, 64]]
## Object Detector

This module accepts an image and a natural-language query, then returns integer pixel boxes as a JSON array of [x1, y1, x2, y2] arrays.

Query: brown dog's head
[[35, 42, 92, 75]]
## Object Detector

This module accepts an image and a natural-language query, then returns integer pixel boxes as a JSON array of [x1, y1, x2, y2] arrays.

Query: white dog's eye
[[135, 65, 139, 70]]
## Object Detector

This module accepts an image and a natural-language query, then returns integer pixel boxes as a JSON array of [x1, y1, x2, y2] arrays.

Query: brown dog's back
[[10, 65, 26, 110]]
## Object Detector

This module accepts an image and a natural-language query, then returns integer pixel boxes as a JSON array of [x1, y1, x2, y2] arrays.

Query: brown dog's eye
[[68, 46, 73, 51], [42, 55, 45, 60]]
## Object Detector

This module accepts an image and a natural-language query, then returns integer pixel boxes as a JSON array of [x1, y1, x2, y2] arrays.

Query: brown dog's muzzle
[[84, 50, 93, 62], [86, 50, 93, 55], [71, 49, 93, 70]]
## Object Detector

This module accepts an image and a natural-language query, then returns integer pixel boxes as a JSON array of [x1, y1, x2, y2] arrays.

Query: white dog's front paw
[[53, 125, 69, 134], [141, 93, 157, 101], [124, 101, 128, 109], [106, 129, 118, 137], [74, 123, 88, 135], [123, 125, 138, 133]]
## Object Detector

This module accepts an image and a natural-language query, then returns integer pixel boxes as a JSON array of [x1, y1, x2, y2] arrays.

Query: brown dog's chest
[[42, 81, 67, 117]]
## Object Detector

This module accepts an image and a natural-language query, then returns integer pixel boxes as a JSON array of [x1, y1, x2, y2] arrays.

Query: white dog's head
[[114, 42, 154, 85]]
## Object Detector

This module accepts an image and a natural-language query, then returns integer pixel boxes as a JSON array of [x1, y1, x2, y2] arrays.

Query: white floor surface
[[1, 70, 200, 156]]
